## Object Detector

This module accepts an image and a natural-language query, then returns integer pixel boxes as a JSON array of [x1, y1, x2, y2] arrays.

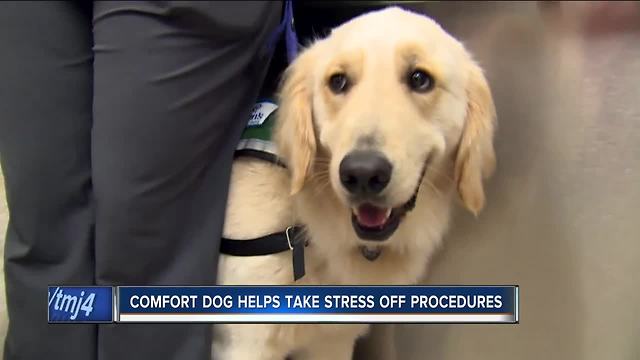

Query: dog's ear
[[454, 61, 497, 216], [274, 46, 318, 195]]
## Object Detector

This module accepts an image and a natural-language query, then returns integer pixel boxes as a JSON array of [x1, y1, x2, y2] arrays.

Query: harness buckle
[[285, 226, 295, 250]]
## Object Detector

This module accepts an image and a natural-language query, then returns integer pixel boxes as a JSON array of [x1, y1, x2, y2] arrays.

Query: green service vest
[[235, 100, 281, 164]]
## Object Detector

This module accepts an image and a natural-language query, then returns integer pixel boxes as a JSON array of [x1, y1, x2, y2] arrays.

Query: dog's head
[[275, 7, 496, 243]]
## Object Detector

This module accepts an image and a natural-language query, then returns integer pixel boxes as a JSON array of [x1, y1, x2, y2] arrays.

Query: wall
[[385, 2, 640, 359]]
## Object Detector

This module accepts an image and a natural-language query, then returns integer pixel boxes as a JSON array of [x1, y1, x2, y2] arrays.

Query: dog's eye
[[328, 73, 349, 94], [408, 70, 434, 93]]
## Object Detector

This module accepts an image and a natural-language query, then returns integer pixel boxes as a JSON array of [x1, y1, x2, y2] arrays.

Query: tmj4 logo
[[48, 287, 96, 320]]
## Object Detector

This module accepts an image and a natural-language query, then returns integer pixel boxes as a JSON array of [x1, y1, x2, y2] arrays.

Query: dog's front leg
[[295, 338, 356, 360], [353, 324, 397, 360], [212, 324, 289, 360], [213, 345, 287, 360]]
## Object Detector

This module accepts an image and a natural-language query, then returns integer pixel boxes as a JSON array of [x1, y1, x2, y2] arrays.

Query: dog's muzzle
[[355, 162, 428, 261]]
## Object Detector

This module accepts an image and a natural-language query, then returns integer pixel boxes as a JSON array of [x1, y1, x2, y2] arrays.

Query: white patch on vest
[[248, 101, 278, 127], [236, 138, 278, 156]]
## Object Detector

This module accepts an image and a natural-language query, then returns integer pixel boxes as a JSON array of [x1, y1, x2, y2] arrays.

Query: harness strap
[[221, 226, 308, 281], [234, 149, 286, 168]]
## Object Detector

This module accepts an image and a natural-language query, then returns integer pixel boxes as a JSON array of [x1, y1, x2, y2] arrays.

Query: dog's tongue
[[356, 204, 391, 228]]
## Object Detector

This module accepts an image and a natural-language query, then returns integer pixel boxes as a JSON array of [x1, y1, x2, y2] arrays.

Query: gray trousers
[[0, 1, 282, 359]]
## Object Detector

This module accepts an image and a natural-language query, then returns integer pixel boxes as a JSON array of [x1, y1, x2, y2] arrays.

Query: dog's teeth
[[384, 208, 392, 219]]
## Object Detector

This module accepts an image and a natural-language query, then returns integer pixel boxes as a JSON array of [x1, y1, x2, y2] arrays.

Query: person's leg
[[91, 1, 282, 359], [0, 2, 95, 359]]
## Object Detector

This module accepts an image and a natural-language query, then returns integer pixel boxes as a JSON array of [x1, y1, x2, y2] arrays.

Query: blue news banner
[[48, 286, 114, 323], [49, 286, 519, 324]]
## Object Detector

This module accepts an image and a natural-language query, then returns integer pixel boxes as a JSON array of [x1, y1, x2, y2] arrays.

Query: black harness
[[221, 224, 308, 281], [220, 105, 308, 282]]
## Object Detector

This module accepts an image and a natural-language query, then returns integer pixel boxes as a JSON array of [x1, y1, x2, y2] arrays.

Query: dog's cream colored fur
[[213, 7, 496, 360]]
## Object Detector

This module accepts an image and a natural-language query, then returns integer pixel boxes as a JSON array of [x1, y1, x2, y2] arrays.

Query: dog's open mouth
[[349, 161, 427, 242], [349, 158, 429, 260], [351, 191, 418, 242], [351, 196, 418, 262]]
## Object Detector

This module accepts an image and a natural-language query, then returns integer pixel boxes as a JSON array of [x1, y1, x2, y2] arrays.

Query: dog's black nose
[[339, 151, 392, 195]]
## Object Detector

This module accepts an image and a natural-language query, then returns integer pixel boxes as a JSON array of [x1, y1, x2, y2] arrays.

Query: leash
[[220, 1, 307, 282], [264, 0, 299, 63]]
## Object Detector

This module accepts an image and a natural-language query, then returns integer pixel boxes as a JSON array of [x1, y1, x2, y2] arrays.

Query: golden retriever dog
[[213, 6, 496, 360]]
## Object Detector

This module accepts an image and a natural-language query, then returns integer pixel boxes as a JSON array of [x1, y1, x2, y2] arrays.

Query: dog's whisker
[[308, 175, 330, 185], [309, 180, 330, 191], [308, 168, 330, 178], [425, 167, 455, 185], [312, 177, 331, 189], [422, 178, 444, 198], [312, 157, 331, 163]]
